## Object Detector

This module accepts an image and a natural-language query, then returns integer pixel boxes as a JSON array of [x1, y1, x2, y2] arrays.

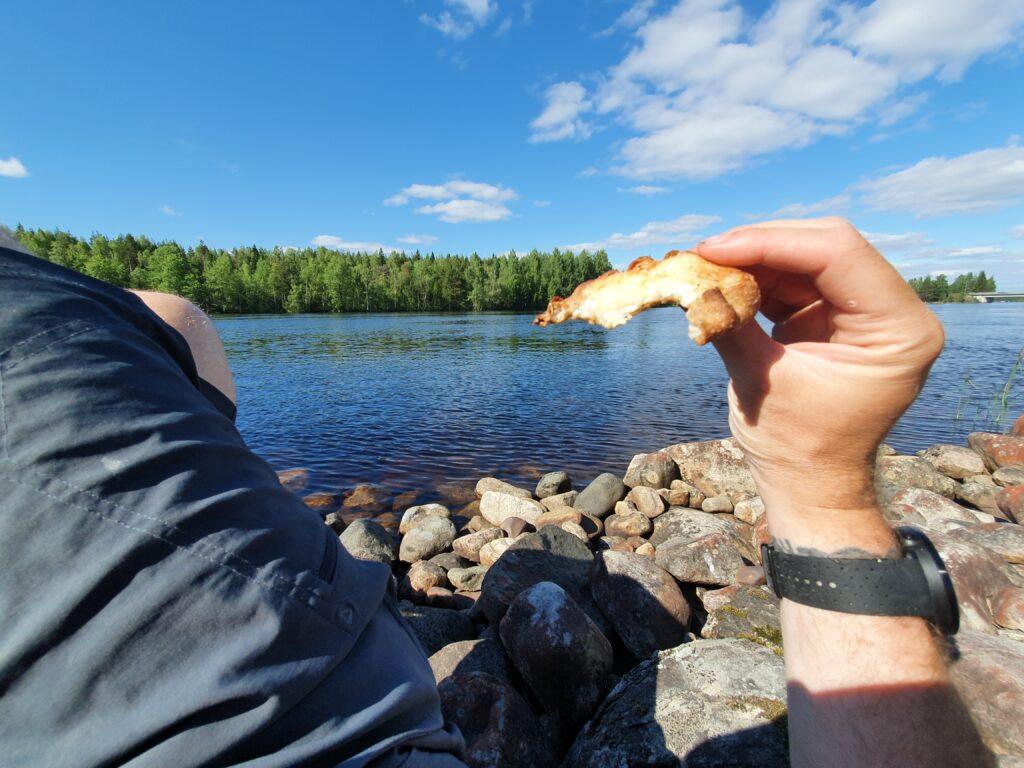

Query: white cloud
[[312, 235, 389, 252], [596, 0, 656, 37], [859, 145, 1024, 217], [495, 17, 512, 36], [397, 234, 439, 245], [0, 157, 29, 178], [159, 204, 180, 217], [564, 213, 720, 252], [533, 200, 551, 207], [862, 231, 934, 254], [1011, 225, 1024, 239], [759, 193, 851, 219], [417, 199, 512, 223], [531, 0, 1024, 180], [386, 180, 517, 207], [620, 185, 671, 195], [529, 81, 593, 143], [947, 246, 1004, 258], [386, 179, 518, 223], [421, 0, 496, 38], [835, 0, 1024, 82]]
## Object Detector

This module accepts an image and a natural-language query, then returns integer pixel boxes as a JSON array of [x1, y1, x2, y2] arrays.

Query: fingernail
[[700, 232, 732, 246]]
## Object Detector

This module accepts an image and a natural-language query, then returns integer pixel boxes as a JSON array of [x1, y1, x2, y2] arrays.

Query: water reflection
[[216, 305, 1023, 502]]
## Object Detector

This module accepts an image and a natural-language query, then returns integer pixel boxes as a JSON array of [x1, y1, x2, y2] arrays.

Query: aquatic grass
[[954, 347, 1023, 433], [990, 347, 1024, 431]]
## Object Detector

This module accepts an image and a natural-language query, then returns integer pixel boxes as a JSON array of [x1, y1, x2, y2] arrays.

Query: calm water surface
[[216, 305, 1023, 501]]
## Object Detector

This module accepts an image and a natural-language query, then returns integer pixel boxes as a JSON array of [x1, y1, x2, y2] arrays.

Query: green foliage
[[12, 226, 614, 314], [907, 271, 997, 303]]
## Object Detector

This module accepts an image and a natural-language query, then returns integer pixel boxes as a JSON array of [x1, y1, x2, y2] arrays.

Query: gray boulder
[[475, 476, 532, 499], [397, 601, 476, 656], [575, 472, 627, 519], [917, 443, 988, 480], [438, 672, 556, 768], [499, 582, 613, 733], [448, 565, 489, 592], [428, 637, 511, 686], [993, 466, 1024, 487], [623, 451, 680, 489], [627, 485, 667, 518], [875, 455, 958, 498], [950, 630, 1024, 756], [399, 516, 457, 563], [399, 503, 451, 535], [479, 491, 545, 527], [700, 585, 782, 656], [562, 639, 788, 767], [452, 527, 505, 563], [478, 525, 594, 625], [651, 510, 749, 585], [666, 438, 757, 501], [535, 471, 572, 498], [339, 519, 397, 565], [590, 550, 690, 660]]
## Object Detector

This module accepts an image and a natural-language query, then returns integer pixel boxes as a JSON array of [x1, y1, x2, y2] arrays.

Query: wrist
[[763, 502, 900, 559]]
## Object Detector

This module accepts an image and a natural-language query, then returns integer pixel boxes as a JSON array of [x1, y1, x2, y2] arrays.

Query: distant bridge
[[967, 292, 1024, 303]]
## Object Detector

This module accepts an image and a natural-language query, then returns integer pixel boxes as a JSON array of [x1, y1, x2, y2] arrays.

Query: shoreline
[[281, 428, 1024, 765]]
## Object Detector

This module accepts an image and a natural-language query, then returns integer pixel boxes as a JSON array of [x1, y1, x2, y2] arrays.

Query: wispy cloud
[[0, 157, 29, 178], [595, 0, 656, 37], [417, 199, 512, 223], [564, 213, 720, 252], [859, 145, 1024, 217], [420, 0, 497, 39], [754, 193, 852, 220], [1011, 225, 1024, 239], [530, 0, 1024, 180], [159, 204, 180, 217], [533, 200, 551, 207], [397, 234, 439, 245], [619, 185, 670, 195], [386, 179, 517, 223], [529, 81, 593, 143], [947, 246, 1004, 258], [311, 235, 389, 252]]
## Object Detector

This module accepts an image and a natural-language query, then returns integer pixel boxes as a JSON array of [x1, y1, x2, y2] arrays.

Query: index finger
[[695, 218, 918, 320]]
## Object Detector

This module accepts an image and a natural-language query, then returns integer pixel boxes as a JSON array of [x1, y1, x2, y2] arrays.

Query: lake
[[216, 304, 1024, 503]]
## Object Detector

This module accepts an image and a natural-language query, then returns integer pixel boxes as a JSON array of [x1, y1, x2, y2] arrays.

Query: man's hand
[[696, 218, 944, 554], [698, 218, 992, 768]]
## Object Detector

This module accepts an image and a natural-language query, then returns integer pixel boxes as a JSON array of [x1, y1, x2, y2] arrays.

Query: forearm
[[763, 492, 993, 768]]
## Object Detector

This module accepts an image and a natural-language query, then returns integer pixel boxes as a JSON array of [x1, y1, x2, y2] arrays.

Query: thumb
[[711, 318, 782, 409]]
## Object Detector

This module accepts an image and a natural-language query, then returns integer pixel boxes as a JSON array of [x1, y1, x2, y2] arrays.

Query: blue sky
[[3, 0, 1024, 286]]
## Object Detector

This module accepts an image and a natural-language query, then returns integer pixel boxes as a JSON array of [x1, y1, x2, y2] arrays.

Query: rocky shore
[[282, 422, 1024, 766]]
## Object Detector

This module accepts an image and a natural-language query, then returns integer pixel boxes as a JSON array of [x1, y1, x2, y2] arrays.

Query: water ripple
[[217, 305, 1023, 502]]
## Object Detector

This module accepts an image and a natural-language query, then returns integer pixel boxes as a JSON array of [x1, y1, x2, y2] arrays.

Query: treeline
[[10, 225, 613, 314], [908, 271, 997, 303]]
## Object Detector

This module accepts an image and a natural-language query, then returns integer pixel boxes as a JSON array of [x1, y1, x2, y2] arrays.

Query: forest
[[907, 272, 997, 303], [9, 225, 1002, 311], [10, 225, 613, 314]]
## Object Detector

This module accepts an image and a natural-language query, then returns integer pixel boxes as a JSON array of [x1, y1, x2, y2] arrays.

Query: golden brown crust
[[533, 250, 760, 345]]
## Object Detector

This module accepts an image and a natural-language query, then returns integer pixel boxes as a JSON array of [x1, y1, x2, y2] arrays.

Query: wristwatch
[[760, 527, 959, 635]]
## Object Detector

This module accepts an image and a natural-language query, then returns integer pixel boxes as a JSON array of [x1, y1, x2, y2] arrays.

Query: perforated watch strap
[[764, 549, 934, 617]]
